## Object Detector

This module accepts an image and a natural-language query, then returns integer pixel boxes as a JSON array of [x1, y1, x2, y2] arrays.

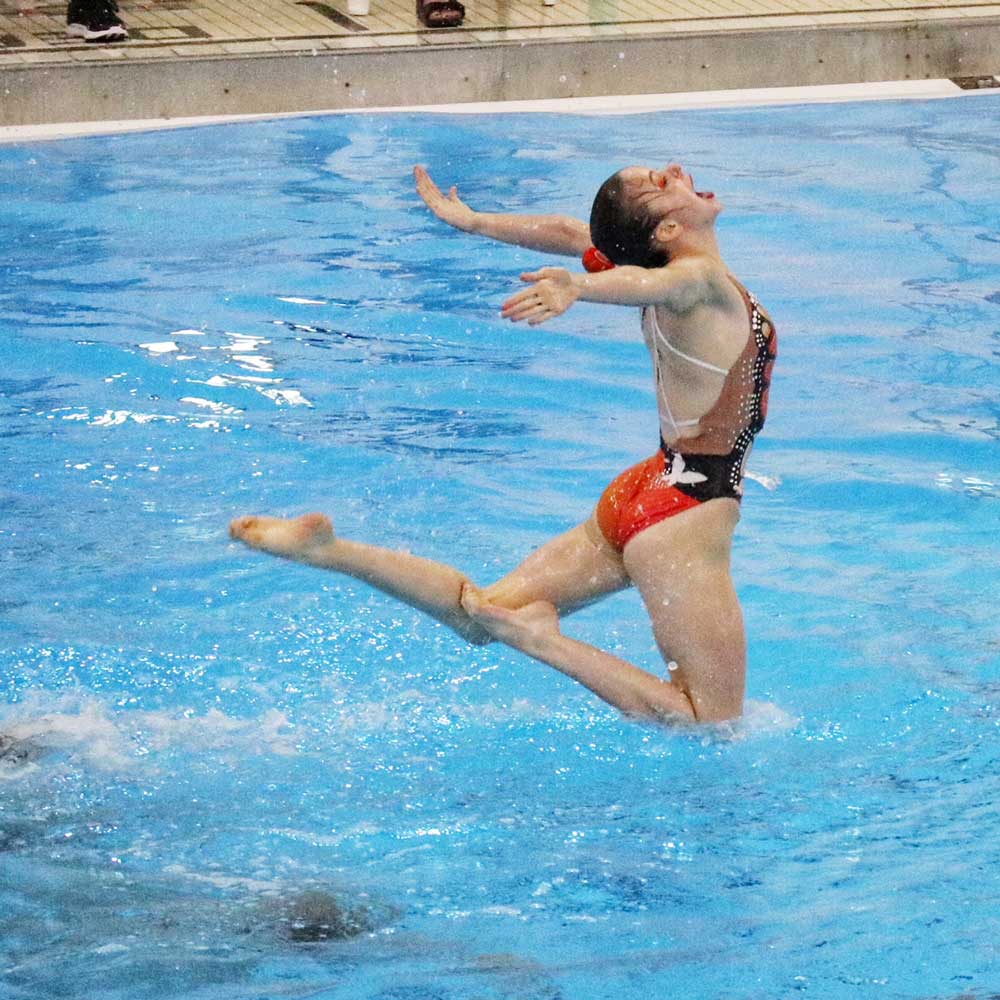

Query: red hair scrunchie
[[582, 246, 615, 273]]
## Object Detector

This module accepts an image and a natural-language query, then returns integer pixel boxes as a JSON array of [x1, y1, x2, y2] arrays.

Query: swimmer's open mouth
[[690, 174, 714, 200]]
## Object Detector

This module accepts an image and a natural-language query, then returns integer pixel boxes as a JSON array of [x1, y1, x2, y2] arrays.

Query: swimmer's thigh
[[622, 500, 746, 722], [483, 515, 630, 614]]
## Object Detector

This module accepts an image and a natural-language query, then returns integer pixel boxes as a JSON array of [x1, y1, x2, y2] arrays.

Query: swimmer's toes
[[229, 515, 260, 542], [229, 513, 334, 554]]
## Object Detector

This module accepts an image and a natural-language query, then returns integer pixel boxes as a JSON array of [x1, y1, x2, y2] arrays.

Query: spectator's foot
[[416, 0, 464, 27], [66, 1, 128, 43], [66, 19, 129, 42]]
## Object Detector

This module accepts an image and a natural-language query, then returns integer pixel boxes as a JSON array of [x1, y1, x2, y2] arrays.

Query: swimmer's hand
[[501, 268, 579, 326], [414, 165, 478, 234], [460, 585, 560, 655]]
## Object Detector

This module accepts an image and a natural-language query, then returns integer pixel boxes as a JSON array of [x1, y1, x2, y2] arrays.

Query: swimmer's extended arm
[[461, 589, 697, 724], [415, 166, 591, 257], [501, 261, 706, 325]]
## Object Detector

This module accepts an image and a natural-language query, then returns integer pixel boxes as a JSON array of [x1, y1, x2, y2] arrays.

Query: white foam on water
[[265, 819, 384, 850], [180, 396, 245, 416], [731, 699, 799, 738], [138, 707, 297, 756], [223, 333, 270, 351], [93, 943, 130, 956], [2, 695, 136, 773], [233, 354, 275, 373], [0, 693, 298, 778], [935, 471, 1000, 499], [160, 863, 287, 894], [258, 387, 313, 407], [61, 407, 180, 428], [656, 699, 798, 746], [191, 373, 281, 388]]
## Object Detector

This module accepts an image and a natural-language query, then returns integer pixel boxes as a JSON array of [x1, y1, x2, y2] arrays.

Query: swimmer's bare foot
[[229, 513, 336, 564]]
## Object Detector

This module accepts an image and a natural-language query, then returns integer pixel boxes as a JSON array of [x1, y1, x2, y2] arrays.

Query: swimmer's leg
[[461, 501, 744, 723], [622, 499, 746, 723], [479, 514, 630, 613], [230, 513, 489, 642], [229, 512, 629, 644]]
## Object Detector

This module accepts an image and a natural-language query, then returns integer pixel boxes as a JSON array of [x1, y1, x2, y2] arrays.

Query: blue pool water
[[1, 95, 999, 999]]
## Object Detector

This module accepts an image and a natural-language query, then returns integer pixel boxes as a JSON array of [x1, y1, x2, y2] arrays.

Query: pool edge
[[3, 12, 1000, 133]]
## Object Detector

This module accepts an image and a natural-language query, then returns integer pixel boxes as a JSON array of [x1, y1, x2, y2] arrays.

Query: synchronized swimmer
[[230, 162, 776, 725]]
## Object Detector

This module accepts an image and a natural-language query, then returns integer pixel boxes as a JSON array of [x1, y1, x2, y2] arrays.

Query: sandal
[[416, 0, 465, 27]]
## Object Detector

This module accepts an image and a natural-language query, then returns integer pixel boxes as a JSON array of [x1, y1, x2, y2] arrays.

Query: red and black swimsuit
[[596, 283, 777, 551]]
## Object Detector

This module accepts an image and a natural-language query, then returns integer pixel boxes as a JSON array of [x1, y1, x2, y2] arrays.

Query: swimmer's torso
[[640, 275, 777, 500]]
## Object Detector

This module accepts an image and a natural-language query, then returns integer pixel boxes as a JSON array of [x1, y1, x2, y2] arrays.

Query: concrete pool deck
[[2, 0, 999, 127]]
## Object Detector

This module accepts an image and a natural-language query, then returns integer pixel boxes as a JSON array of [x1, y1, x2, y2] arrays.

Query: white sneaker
[[65, 18, 128, 42]]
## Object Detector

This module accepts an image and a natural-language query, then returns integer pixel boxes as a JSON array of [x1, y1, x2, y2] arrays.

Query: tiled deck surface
[[4, 0, 1000, 62]]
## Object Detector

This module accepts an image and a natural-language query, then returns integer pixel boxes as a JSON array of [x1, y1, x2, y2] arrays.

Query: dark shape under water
[[0, 734, 44, 770], [278, 889, 377, 942]]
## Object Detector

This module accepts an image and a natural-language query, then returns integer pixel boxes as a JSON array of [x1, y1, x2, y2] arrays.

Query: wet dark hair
[[589, 171, 669, 269]]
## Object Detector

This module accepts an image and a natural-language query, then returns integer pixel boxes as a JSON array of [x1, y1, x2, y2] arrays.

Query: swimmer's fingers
[[414, 164, 448, 198], [413, 165, 440, 202], [414, 166, 475, 231], [522, 304, 557, 327], [502, 285, 540, 310], [501, 287, 551, 323], [503, 276, 568, 310], [501, 300, 552, 326], [500, 286, 538, 315], [503, 271, 577, 323], [520, 267, 566, 285]]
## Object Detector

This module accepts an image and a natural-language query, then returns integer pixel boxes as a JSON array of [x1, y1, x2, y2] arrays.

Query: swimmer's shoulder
[[653, 258, 736, 316]]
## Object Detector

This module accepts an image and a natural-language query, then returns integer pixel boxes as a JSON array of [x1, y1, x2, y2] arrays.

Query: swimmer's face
[[618, 163, 723, 226]]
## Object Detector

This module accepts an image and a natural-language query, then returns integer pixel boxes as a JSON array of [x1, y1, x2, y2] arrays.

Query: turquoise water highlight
[[1, 96, 999, 999]]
